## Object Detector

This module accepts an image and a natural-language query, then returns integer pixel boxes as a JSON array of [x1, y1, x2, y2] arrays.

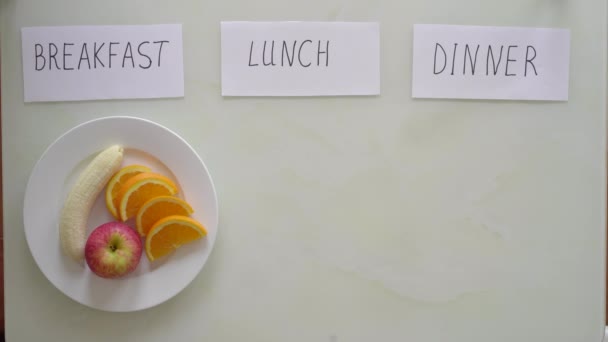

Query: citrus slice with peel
[[136, 196, 194, 237], [105, 165, 151, 219], [118, 172, 178, 221], [145, 215, 207, 261]]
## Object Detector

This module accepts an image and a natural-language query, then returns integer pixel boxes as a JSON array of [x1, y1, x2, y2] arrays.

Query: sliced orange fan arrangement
[[105, 165, 207, 262]]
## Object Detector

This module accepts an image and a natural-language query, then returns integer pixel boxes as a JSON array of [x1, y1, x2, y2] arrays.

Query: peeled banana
[[60, 145, 124, 263]]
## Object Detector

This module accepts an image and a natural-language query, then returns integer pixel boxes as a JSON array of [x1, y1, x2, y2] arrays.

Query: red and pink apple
[[85, 222, 142, 278]]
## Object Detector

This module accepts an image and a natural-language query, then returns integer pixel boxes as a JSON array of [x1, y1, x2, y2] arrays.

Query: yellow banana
[[60, 145, 124, 262]]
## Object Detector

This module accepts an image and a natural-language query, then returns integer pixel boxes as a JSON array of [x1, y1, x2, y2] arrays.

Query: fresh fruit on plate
[[145, 215, 207, 261], [136, 195, 194, 237], [85, 221, 143, 278], [60, 145, 124, 263], [118, 172, 178, 221], [105, 164, 151, 219]]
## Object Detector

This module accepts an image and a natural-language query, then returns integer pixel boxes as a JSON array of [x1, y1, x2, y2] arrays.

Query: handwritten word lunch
[[33, 40, 171, 71], [247, 40, 330, 67]]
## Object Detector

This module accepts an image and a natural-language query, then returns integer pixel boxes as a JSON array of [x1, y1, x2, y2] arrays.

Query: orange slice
[[105, 165, 151, 219], [145, 215, 207, 261], [118, 172, 178, 221], [136, 196, 194, 237]]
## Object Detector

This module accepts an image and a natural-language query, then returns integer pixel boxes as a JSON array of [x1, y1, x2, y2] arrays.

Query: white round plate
[[23, 116, 218, 312]]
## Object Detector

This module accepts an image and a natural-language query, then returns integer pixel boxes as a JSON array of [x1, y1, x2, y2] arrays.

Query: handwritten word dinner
[[412, 24, 570, 101], [248, 40, 330, 67], [33, 41, 170, 70], [433, 43, 538, 77]]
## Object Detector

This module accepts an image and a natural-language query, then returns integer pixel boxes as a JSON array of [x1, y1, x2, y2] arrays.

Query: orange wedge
[[105, 165, 151, 219], [136, 196, 194, 237], [118, 172, 178, 221], [145, 215, 207, 261]]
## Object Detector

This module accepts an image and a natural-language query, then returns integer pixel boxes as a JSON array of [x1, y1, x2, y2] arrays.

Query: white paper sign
[[221, 22, 380, 96], [412, 25, 570, 101], [21, 25, 184, 102]]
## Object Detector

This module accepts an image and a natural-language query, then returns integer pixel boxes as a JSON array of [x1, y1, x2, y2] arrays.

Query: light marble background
[[1, 0, 606, 341]]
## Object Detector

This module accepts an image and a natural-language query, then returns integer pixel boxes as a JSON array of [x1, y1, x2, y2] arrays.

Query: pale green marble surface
[[1, 0, 606, 341]]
